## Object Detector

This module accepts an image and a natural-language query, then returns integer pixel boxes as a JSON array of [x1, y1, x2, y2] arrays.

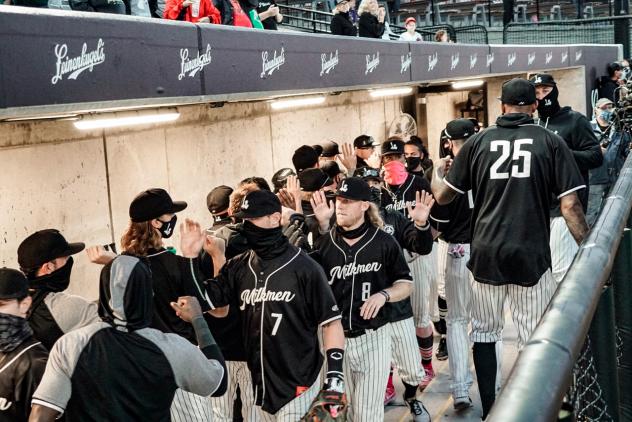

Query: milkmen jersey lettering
[[384, 174, 431, 218], [444, 113, 585, 286], [314, 226, 413, 330], [430, 190, 474, 244], [199, 245, 340, 414]]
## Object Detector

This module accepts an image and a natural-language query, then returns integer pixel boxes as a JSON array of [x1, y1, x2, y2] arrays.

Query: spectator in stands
[[215, 0, 253, 26], [69, 0, 125, 13], [399, 17, 422, 41], [257, 0, 283, 29], [358, 0, 385, 38], [347, 0, 358, 23], [123, 0, 151, 17], [435, 29, 450, 42], [597, 62, 624, 104], [331, 0, 357, 36], [621, 58, 631, 81], [164, 0, 220, 22]]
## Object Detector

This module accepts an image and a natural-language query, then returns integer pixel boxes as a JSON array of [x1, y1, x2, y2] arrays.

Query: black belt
[[344, 328, 374, 338]]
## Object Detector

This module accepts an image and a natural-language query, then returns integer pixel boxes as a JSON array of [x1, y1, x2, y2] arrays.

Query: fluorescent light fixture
[[369, 87, 414, 98], [270, 96, 326, 110], [74, 109, 180, 130], [451, 80, 484, 89]]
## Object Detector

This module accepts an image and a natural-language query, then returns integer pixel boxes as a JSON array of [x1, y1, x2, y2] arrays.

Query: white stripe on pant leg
[[390, 318, 425, 385], [445, 243, 473, 398], [408, 254, 431, 329], [171, 388, 212, 422], [469, 279, 506, 344], [550, 216, 579, 283]]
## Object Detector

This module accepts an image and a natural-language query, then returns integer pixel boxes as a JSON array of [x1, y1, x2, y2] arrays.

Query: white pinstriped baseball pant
[[550, 216, 579, 283], [408, 250, 434, 329], [209, 360, 259, 421], [258, 374, 320, 421], [390, 317, 426, 385], [171, 389, 212, 422]]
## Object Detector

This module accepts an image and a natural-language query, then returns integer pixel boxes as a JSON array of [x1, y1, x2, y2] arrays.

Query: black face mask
[[406, 156, 422, 171], [537, 85, 561, 118], [369, 186, 382, 207], [158, 215, 177, 239], [0, 312, 33, 353], [28, 256, 74, 293], [241, 220, 288, 260]]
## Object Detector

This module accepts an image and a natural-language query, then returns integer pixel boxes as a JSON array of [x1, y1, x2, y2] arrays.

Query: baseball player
[[271, 168, 297, 193], [312, 177, 431, 422], [29, 255, 227, 421], [185, 190, 346, 421], [530, 73, 602, 283], [353, 134, 379, 169], [381, 138, 436, 387], [431, 78, 589, 418]]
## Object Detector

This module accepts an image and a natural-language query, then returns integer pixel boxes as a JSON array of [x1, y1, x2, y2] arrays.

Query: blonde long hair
[[121, 221, 163, 256], [357, 0, 377, 16], [366, 203, 384, 229]]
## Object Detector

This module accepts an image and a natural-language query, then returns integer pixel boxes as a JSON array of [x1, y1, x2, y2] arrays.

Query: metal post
[[614, 1, 630, 58], [487, 0, 492, 26], [613, 226, 632, 421], [430, 0, 435, 26], [587, 284, 620, 422], [536, 0, 539, 22]]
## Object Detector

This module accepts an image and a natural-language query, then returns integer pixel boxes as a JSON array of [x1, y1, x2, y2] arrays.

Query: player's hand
[[310, 190, 335, 229], [435, 156, 453, 179], [360, 292, 387, 319], [182, 0, 192, 6], [203, 234, 225, 258], [407, 190, 435, 227], [268, 4, 279, 15], [285, 175, 303, 211], [86, 245, 117, 265], [338, 143, 356, 174], [277, 189, 296, 210], [170, 296, 202, 323], [180, 219, 205, 258]]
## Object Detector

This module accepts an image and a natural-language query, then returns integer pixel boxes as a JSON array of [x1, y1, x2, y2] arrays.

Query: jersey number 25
[[489, 139, 533, 180]]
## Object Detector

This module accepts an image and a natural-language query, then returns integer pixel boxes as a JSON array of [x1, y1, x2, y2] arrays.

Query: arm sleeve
[[302, 258, 342, 326], [45, 293, 100, 334], [445, 137, 474, 194], [570, 115, 604, 171], [385, 238, 413, 285], [552, 135, 587, 198], [429, 202, 451, 232]]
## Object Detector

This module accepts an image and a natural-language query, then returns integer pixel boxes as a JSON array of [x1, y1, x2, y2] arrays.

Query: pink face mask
[[383, 160, 408, 185]]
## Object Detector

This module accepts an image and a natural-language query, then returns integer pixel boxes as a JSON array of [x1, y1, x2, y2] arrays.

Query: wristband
[[379, 290, 390, 302], [414, 221, 430, 231]]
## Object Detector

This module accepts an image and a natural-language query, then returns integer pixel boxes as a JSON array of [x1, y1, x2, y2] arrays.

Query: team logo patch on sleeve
[[383, 224, 395, 235]]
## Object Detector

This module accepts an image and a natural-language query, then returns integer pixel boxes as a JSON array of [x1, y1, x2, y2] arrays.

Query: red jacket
[[164, 0, 221, 23]]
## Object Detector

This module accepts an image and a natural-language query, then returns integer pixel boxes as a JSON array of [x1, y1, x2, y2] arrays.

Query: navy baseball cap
[[129, 188, 187, 223], [234, 190, 282, 219], [380, 138, 405, 156], [18, 229, 85, 272], [0, 268, 29, 300], [336, 177, 372, 201], [444, 118, 477, 140], [353, 135, 378, 149], [353, 166, 382, 182], [500, 78, 537, 106]]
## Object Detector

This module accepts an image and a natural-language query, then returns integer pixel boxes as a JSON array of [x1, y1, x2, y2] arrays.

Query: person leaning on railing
[[358, 0, 385, 38], [331, 0, 357, 36], [163, 0, 221, 23]]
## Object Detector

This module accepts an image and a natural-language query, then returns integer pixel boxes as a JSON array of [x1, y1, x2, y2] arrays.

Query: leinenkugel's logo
[[507, 52, 517, 67], [575, 49, 583, 62], [400, 52, 412, 74], [178, 44, 212, 80], [261, 47, 285, 78], [561, 51, 568, 63], [51, 38, 105, 85], [450, 53, 460, 70], [469, 53, 477, 69], [320, 50, 339, 76], [365, 52, 380, 75], [428, 52, 438, 71], [527, 52, 536, 66], [486, 53, 494, 67], [545, 51, 553, 64]]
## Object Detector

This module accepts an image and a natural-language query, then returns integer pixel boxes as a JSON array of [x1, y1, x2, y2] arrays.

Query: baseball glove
[[301, 389, 348, 421]]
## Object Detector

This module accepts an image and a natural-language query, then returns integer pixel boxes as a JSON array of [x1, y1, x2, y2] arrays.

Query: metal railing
[[278, 4, 333, 33], [489, 154, 632, 421]]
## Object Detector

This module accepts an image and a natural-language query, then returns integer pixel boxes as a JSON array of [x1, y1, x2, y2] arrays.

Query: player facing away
[[180, 190, 347, 421], [313, 177, 431, 422], [431, 78, 589, 419]]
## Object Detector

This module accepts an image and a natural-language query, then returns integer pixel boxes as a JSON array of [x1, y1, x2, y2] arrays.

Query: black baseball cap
[[311, 144, 324, 156], [292, 145, 319, 172], [444, 118, 477, 140], [321, 161, 343, 179], [320, 141, 340, 157], [234, 190, 282, 219], [298, 168, 334, 192], [0, 268, 29, 300], [381, 138, 405, 156], [528, 73, 556, 87], [353, 166, 382, 182], [18, 229, 85, 272], [207, 185, 233, 215], [500, 78, 537, 106], [353, 135, 378, 149], [336, 177, 372, 201], [271, 168, 296, 192], [129, 188, 187, 223]]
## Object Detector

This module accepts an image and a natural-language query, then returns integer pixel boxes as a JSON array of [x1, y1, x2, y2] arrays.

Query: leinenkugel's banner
[[0, 5, 621, 114]]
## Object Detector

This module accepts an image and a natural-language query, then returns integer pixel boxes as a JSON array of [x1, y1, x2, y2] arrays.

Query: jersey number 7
[[490, 139, 533, 180]]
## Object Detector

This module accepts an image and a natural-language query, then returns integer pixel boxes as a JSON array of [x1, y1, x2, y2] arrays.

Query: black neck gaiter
[[27, 257, 74, 293], [336, 220, 370, 239], [0, 312, 33, 353], [537, 85, 561, 118], [241, 221, 289, 260]]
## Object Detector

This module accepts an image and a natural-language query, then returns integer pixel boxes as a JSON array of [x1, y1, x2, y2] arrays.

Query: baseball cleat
[[435, 337, 448, 361], [406, 398, 431, 422], [453, 396, 473, 411]]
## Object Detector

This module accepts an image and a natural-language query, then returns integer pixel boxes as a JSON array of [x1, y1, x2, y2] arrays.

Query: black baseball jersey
[[430, 190, 474, 244], [200, 245, 340, 414], [384, 174, 432, 218], [314, 225, 413, 330], [444, 113, 585, 286]]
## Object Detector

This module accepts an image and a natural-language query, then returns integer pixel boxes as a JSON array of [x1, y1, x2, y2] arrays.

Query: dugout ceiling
[[0, 5, 619, 120]]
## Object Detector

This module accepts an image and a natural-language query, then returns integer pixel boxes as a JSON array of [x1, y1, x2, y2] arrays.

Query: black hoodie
[[331, 11, 357, 36]]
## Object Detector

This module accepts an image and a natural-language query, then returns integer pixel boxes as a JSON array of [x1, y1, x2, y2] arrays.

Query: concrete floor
[[384, 312, 518, 422]]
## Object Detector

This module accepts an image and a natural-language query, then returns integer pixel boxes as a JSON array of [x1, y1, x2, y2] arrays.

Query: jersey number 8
[[490, 139, 533, 180]]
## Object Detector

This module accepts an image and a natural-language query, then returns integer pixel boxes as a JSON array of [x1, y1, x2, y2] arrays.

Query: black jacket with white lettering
[[314, 225, 413, 331], [0, 337, 48, 422], [200, 243, 340, 414]]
